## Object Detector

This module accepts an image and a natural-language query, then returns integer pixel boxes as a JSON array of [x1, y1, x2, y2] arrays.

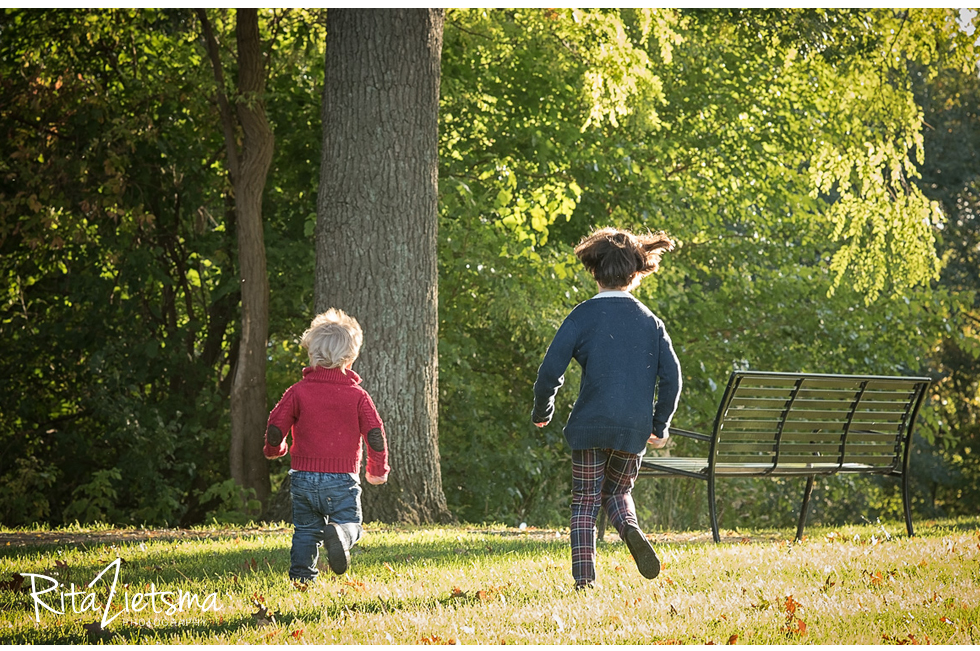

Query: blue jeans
[[289, 470, 363, 582]]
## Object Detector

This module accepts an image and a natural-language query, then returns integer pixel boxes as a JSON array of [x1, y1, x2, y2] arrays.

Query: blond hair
[[301, 308, 364, 369]]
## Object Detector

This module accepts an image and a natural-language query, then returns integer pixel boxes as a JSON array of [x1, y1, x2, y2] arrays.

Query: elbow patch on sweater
[[367, 428, 385, 452], [266, 424, 284, 447]]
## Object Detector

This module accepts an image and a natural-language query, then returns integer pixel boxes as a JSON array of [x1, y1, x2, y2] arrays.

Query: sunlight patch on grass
[[0, 519, 976, 644]]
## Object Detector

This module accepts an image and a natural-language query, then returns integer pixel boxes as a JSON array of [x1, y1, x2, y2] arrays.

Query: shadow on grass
[[0, 526, 291, 554], [0, 533, 574, 644], [914, 517, 980, 535]]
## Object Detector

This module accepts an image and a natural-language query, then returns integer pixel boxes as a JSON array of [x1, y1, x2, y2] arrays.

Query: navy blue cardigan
[[532, 293, 682, 454]]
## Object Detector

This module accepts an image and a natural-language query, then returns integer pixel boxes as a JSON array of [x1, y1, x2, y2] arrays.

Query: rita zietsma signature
[[22, 558, 221, 628]]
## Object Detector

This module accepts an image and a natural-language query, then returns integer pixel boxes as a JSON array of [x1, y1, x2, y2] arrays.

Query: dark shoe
[[624, 527, 660, 579], [324, 523, 350, 575]]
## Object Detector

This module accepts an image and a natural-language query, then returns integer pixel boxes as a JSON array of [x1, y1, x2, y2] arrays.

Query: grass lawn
[[0, 517, 977, 644]]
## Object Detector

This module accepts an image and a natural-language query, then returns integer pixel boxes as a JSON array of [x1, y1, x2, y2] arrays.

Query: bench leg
[[902, 473, 915, 537], [796, 476, 815, 543], [708, 474, 720, 543]]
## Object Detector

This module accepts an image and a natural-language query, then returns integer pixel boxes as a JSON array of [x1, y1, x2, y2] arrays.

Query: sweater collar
[[302, 366, 362, 385], [592, 290, 634, 300]]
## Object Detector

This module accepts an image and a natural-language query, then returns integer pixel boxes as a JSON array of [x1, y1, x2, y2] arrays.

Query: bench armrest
[[670, 427, 712, 443]]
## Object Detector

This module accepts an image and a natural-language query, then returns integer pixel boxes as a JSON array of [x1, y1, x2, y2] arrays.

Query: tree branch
[[196, 8, 241, 183]]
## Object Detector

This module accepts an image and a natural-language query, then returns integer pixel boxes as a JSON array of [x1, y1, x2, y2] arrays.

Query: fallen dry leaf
[[252, 603, 277, 628], [882, 632, 928, 645], [784, 595, 801, 616], [781, 617, 806, 636], [0, 573, 25, 592], [83, 621, 115, 643]]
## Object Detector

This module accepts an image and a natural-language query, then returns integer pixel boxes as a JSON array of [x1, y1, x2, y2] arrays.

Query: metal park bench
[[599, 371, 930, 543]]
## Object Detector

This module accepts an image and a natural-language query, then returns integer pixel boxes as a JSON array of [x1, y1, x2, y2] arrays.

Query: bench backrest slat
[[709, 371, 929, 474]]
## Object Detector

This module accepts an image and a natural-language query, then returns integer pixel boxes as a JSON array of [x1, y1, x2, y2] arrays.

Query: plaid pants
[[570, 448, 642, 587]]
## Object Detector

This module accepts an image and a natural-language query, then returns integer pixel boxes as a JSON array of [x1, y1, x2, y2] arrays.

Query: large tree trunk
[[199, 8, 273, 509], [315, 9, 451, 523]]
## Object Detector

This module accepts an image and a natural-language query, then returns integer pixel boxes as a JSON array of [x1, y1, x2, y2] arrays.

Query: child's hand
[[366, 472, 388, 485], [534, 422, 548, 428], [648, 431, 669, 449]]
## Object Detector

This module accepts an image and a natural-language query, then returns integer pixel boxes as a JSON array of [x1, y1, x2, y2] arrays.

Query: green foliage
[[2, 8, 978, 532], [910, 30, 980, 515], [438, 220, 580, 524], [437, 8, 978, 528], [62, 468, 122, 525], [0, 9, 324, 527], [0, 457, 57, 526], [199, 478, 262, 525], [0, 9, 236, 526]]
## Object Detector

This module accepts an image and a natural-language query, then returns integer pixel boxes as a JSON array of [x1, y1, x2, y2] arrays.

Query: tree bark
[[199, 8, 274, 509], [315, 9, 451, 523]]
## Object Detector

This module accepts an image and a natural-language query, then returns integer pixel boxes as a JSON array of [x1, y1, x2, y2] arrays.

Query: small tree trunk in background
[[199, 8, 274, 509], [230, 9, 274, 509], [315, 9, 451, 523]]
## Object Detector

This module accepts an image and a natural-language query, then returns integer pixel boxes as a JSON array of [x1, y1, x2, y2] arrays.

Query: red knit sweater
[[264, 366, 389, 477]]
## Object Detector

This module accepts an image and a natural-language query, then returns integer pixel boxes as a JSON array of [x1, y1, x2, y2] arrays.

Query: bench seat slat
[[849, 387, 916, 395], [783, 421, 903, 432], [847, 432, 904, 445], [719, 442, 849, 453], [738, 380, 916, 396], [727, 398, 912, 410], [785, 409, 907, 420], [778, 437, 845, 445], [639, 458, 901, 477], [739, 373, 917, 391], [728, 398, 792, 408], [843, 447, 901, 455], [737, 375, 921, 389], [717, 443, 778, 453], [718, 429, 786, 438], [850, 412, 910, 421], [720, 420, 905, 434], [841, 455, 899, 464], [853, 400, 917, 408], [779, 432, 897, 443], [743, 444, 842, 454], [735, 388, 864, 400], [723, 411, 911, 422], [783, 455, 894, 465]]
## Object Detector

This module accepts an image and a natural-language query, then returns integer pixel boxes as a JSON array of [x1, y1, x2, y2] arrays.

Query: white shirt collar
[[591, 290, 634, 299]]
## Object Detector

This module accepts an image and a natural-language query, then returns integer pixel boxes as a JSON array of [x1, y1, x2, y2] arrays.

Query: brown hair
[[574, 227, 674, 289]]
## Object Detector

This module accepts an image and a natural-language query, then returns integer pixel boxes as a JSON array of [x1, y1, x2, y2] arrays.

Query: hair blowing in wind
[[573, 227, 674, 289]]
